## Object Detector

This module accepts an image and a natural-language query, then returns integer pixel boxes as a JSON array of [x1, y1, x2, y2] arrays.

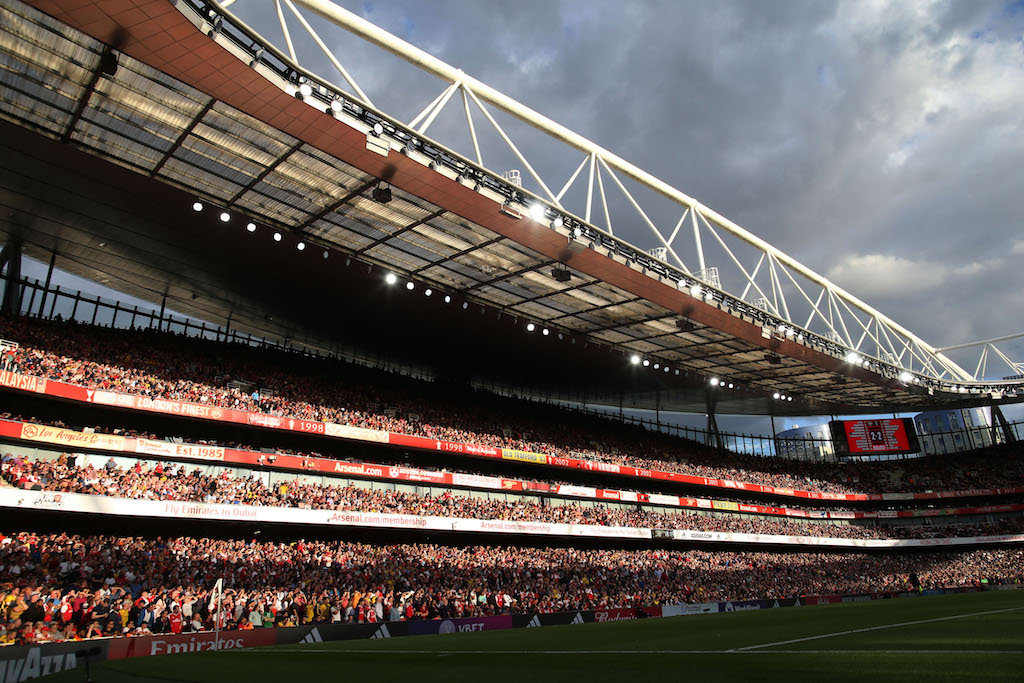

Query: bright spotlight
[[529, 204, 546, 222], [773, 392, 781, 399], [526, 323, 536, 332], [788, 396, 793, 401], [642, 359, 650, 367], [192, 201, 204, 212], [273, 232, 282, 242], [444, 295, 452, 304], [323, 250, 329, 259], [219, 212, 230, 223], [246, 223, 256, 233], [330, 99, 343, 114], [299, 83, 313, 98], [385, 273, 397, 285], [630, 355, 641, 365], [424, 288, 432, 297], [710, 377, 719, 386], [777, 325, 787, 336], [542, 328, 549, 336], [846, 352, 860, 364], [779, 394, 786, 400], [663, 366, 669, 372], [462, 302, 468, 310], [653, 363, 660, 370], [406, 281, 415, 291], [296, 242, 305, 251], [690, 284, 702, 297], [727, 382, 734, 389], [899, 371, 913, 383]]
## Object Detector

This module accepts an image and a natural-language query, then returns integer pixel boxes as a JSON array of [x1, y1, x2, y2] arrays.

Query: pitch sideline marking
[[734, 606, 1024, 651], [240, 648, 1024, 655]]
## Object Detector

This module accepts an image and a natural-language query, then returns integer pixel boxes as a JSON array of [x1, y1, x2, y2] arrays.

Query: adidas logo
[[300, 627, 323, 644], [526, 615, 542, 628], [370, 624, 391, 639], [570, 612, 585, 625]]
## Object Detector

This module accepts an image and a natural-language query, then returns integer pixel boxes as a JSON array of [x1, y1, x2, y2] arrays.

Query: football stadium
[[0, 0, 1022, 680]]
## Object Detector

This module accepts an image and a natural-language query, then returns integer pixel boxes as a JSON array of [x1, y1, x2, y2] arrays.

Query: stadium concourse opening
[[0, 0, 1022, 680]]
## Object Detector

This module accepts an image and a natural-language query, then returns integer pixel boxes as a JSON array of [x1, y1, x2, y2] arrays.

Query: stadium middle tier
[[1, 531, 1022, 642], [0, 320, 1021, 503], [2, 418, 1022, 524], [4, 450, 1023, 548]]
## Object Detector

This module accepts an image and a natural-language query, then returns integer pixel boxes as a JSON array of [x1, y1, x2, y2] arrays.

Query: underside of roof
[[0, 0, 1020, 417]]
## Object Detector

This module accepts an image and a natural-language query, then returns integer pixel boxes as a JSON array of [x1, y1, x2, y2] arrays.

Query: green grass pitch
[[43, 590, 1024, 682]]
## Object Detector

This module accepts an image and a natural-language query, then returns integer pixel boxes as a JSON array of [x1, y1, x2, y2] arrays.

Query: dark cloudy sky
[[226, 0, 1024, 382]]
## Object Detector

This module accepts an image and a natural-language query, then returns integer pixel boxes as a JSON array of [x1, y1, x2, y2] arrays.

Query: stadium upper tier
[[1, 531, 1021, 644], [0, 319, 1021, 500], [3, 415, 1022, 520], [6, 454, 1023, 542], [2, 318, 1023, 498], [2, 0, 1022, 415]]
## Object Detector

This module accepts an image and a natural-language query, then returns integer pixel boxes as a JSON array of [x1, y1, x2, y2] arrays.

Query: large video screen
[[829, 418, 920, 456]]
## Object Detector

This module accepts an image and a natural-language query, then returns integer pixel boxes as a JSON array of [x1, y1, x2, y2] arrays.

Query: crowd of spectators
[[4, 455, 1022, 541], [0, 317, 1020, 497], [1, 530, 1021, 645]]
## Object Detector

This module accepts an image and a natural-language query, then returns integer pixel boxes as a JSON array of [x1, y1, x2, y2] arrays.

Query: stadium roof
[[0, 0, 1021, 417]]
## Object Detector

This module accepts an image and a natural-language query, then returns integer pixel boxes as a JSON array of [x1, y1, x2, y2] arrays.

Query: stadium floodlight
[[273, 232, 282, 242], [663, 366, 669, 372], [846, 352, 860, 364], [462, 302, 469, 310], [773, 392, 781, 399], [406, 281, 415, 291], [788, 396, 794, 401], [542, 328, 549, 336], [777, 325, 787, 336], [797, 333, 805, 342], [219, 211, 230, 223], [630, 354, 641, 365], [192, 201, 203, 212], [690, 283, 702, 298], [653, 363, 660, 370], [424, 288, 432, 297], [296, 242, 305, 251], [246, 223, 256, 233], [526, 323, 536, 332], [572, 227, 583, 239], [299, 82, 313, 98], [372, 122, 384, 136], [899, 371, 913, 383], [322, 250, 329, 259], [779, 393, 786, 400], [330, 99, 343, 114], [642, 359, 650, 367], [727, 382, 734, 389], [551, 217, 564, 230], [385, 273, 397, 285], [444, 295, 452, 304], [528, 204, 546, 222], [710, 377, 720, 386]]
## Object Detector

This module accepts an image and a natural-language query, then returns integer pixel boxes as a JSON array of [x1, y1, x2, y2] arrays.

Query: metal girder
[[150, 97, 217, 178], [227, 138, 305, 205]]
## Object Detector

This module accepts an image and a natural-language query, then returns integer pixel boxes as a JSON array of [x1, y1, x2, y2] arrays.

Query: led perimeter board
[[829, 418, 920, 456]]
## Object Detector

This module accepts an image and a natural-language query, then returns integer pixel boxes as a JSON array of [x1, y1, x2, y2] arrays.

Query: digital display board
[[829, 418, 920, 456]]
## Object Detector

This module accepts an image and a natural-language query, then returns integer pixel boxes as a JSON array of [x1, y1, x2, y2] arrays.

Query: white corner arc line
[[734, 606, 1024, 651]]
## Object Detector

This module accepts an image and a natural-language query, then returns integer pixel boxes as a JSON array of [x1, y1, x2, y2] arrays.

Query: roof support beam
[[227, 139, 305, 206], [149, 98, 217, 178]]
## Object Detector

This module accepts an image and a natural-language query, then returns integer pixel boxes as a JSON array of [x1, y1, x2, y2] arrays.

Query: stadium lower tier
[[2, 317, 1022, 498], [3, 454, 1023, 542], [1, 531, 1021, 645]]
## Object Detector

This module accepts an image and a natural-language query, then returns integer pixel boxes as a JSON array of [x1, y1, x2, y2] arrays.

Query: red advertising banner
[[106, 629, 277, 659]]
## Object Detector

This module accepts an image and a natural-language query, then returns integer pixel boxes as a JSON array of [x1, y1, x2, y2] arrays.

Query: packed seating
[[0, 318, 1020, 497], [4, 455, 1022, 540], [1, 531, 1020, 644]]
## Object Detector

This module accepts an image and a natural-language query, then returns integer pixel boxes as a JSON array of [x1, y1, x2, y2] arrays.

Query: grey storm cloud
[[232, 0, 1024, 374]]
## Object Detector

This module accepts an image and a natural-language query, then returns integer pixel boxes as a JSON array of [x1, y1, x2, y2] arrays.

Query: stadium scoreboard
[[828, 418, 920, 456]]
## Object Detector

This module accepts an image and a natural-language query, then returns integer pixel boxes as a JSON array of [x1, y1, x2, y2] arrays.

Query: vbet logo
[[438, 619, 487, 634]]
